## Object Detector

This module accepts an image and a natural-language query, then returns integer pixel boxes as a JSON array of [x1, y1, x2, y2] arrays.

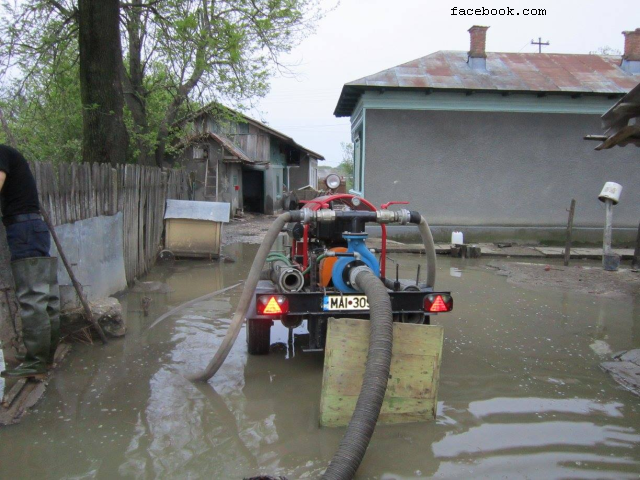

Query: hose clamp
[[397, 209, 412, 225], [349, 265, 373, 289]]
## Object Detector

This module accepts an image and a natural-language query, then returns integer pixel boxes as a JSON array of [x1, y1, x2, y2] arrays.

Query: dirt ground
[[222, 212, 278, 244], [487, 260, 640, 298], [222, 214, 640, 298]]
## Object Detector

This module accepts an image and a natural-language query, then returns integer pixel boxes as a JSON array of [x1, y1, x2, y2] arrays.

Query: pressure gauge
[[351, 197, 361, 207]]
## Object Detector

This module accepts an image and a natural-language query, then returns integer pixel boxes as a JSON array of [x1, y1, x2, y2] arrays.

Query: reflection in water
[[0, 250, 638, 479]]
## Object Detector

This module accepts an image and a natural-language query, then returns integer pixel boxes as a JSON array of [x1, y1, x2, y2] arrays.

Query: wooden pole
[[40, 210, 108, 344], [633, 221, 640, 269], [564, 199, 576, 267]]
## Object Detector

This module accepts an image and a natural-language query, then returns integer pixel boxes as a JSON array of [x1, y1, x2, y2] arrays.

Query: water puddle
[[0, 247, 638, 478]]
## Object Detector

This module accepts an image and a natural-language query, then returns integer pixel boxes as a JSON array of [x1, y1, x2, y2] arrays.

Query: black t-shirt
[[0, 144, 40, 218]]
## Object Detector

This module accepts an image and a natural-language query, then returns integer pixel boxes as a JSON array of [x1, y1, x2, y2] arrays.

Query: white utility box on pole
[[598, 182, 623, 271]]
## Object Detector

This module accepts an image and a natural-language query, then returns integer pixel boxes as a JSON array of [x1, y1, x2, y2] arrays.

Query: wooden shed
[[164, 200, 230, 258]]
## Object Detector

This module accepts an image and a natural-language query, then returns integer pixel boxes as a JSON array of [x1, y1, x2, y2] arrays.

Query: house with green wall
[[334, 26, 640, 244]]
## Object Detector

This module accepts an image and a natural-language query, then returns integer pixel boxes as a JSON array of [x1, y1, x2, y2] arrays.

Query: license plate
[[323, 295, 370, 311]]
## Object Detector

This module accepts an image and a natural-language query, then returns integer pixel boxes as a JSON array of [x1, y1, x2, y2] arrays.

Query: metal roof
[[165, 200, 230, 223], [335, 51, 640, 117], [178, 103, 325, 160]]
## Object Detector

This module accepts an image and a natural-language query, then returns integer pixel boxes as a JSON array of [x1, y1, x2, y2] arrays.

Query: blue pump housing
[[331, 233, 380, 293]]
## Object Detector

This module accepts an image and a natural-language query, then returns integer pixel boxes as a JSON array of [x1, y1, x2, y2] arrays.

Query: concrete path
[[367, 238, 635, 260]]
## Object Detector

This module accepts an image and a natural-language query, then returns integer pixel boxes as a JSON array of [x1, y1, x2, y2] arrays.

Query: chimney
[[623, 28, 640, 61], [621, 28, 640, 74], [468, 26, 489, 70]]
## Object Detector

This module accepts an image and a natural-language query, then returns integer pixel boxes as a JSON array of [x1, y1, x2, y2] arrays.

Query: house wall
[[219, 162, 243, 214], [363, 108, 640, 244], [290, 156, 310, 189], [233, 123, 270, 162], [183, 112, 323, 215], [177, 140, 243, 214], [288, 156, 320, 190]]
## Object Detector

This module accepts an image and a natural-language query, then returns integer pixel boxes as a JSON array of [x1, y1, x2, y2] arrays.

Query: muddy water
[[0, 246, 638, 479]]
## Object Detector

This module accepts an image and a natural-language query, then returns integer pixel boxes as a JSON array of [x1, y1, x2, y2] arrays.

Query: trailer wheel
[[247, 319, 272, 355]]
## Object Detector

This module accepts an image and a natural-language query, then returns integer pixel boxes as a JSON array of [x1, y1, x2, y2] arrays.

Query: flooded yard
[[0, 244, 638, 479]]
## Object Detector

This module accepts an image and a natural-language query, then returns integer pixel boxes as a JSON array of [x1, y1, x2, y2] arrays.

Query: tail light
[[424, 294, 453, 313], [257, 295, 289, 315]]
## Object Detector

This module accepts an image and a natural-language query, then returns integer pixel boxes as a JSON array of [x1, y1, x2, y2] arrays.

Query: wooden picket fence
[[28, 161, 191, 284]]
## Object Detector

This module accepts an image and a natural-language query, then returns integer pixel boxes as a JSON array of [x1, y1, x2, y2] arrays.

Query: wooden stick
[[40, 209, 108, 344], [564, 199, 576, 267], [633, 221, 640, 270]]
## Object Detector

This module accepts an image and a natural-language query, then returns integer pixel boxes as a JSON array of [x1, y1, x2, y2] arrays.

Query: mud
[[0, 248, 638, 479], [488, 260, 640, 298], [223, 213, 279, 244]]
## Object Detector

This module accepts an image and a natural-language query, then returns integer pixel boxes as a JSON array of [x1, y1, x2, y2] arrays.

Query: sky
[[248, 0, 640, 166]]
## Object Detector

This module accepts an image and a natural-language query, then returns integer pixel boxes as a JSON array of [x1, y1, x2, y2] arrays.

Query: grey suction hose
[[384, 213, 437, 290], [188, 212, 292, 382], [416, 214, 437, 289], [322, 268, 393, 480]]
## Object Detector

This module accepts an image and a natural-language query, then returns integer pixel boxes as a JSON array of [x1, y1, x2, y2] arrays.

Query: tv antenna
[[531, 37, 550, 53]]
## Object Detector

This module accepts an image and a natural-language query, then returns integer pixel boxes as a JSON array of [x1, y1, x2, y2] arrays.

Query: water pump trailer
[[245, 193, 453, 355]]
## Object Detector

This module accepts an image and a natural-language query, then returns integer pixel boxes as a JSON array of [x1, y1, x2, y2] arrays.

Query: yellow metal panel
[[320, 318, 444, 427], [165, 218, 221, 257]]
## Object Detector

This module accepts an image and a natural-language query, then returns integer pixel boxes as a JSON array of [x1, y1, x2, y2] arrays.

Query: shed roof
[[165, 200, 230, 222], [179, 103, 325, 160], [335, 51, 640, 117], [178, 131, 258, 164]]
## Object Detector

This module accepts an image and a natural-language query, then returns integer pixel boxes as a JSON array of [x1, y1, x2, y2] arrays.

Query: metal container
[[164, 200, 230, 258]]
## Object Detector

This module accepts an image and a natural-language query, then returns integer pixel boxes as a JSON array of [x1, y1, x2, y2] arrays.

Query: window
[[276, 173, 281, 197], [353, 136, 362, 192]]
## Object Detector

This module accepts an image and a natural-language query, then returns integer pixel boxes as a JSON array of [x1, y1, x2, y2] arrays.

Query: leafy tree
[[589, 46, 622, 55], [0, 0, 326, 166], [337, 141, 353, 190]]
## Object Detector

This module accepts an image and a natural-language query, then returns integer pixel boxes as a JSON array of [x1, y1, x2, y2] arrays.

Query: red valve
[[380, 201, 409, 210]]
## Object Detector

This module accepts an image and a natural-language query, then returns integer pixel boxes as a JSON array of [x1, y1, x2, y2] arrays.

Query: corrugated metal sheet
[[335, 51, 640, 117], [164, 200, 230, 223], [177, 104, 325, 160]]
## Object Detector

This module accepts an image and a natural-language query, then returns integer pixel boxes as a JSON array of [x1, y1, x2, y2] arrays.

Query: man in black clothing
[[0, 144, 60, 379]]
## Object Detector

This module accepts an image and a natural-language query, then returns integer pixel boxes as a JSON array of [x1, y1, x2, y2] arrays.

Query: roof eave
[[334, 85, 628, 118]]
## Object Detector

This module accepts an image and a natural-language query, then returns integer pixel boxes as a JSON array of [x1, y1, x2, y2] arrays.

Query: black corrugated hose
[[322, 268, 394, 479]]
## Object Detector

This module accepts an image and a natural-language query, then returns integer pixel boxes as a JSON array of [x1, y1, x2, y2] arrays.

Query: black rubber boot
[[47, 257, 61, 366], [1, 257, 51, 380]]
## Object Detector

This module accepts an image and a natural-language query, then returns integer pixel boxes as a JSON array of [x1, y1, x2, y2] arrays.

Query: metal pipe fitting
[[376, 208, 411, 225], [348, 265, 372, 290], [316, 210, 336, 222], [277, 267, 305, 292]]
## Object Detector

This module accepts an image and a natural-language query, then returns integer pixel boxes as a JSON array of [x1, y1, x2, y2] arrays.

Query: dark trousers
[[5, 219, 51, 261]]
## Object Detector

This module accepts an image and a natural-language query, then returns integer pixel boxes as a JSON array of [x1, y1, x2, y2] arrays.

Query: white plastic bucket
[[598, 182, 623, 205], [451, 231, 464, 245]]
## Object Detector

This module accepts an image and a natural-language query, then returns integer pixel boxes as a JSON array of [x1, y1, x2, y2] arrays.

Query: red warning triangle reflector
[[429, 295, 449, 312], [263, 297, 283, 314]]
